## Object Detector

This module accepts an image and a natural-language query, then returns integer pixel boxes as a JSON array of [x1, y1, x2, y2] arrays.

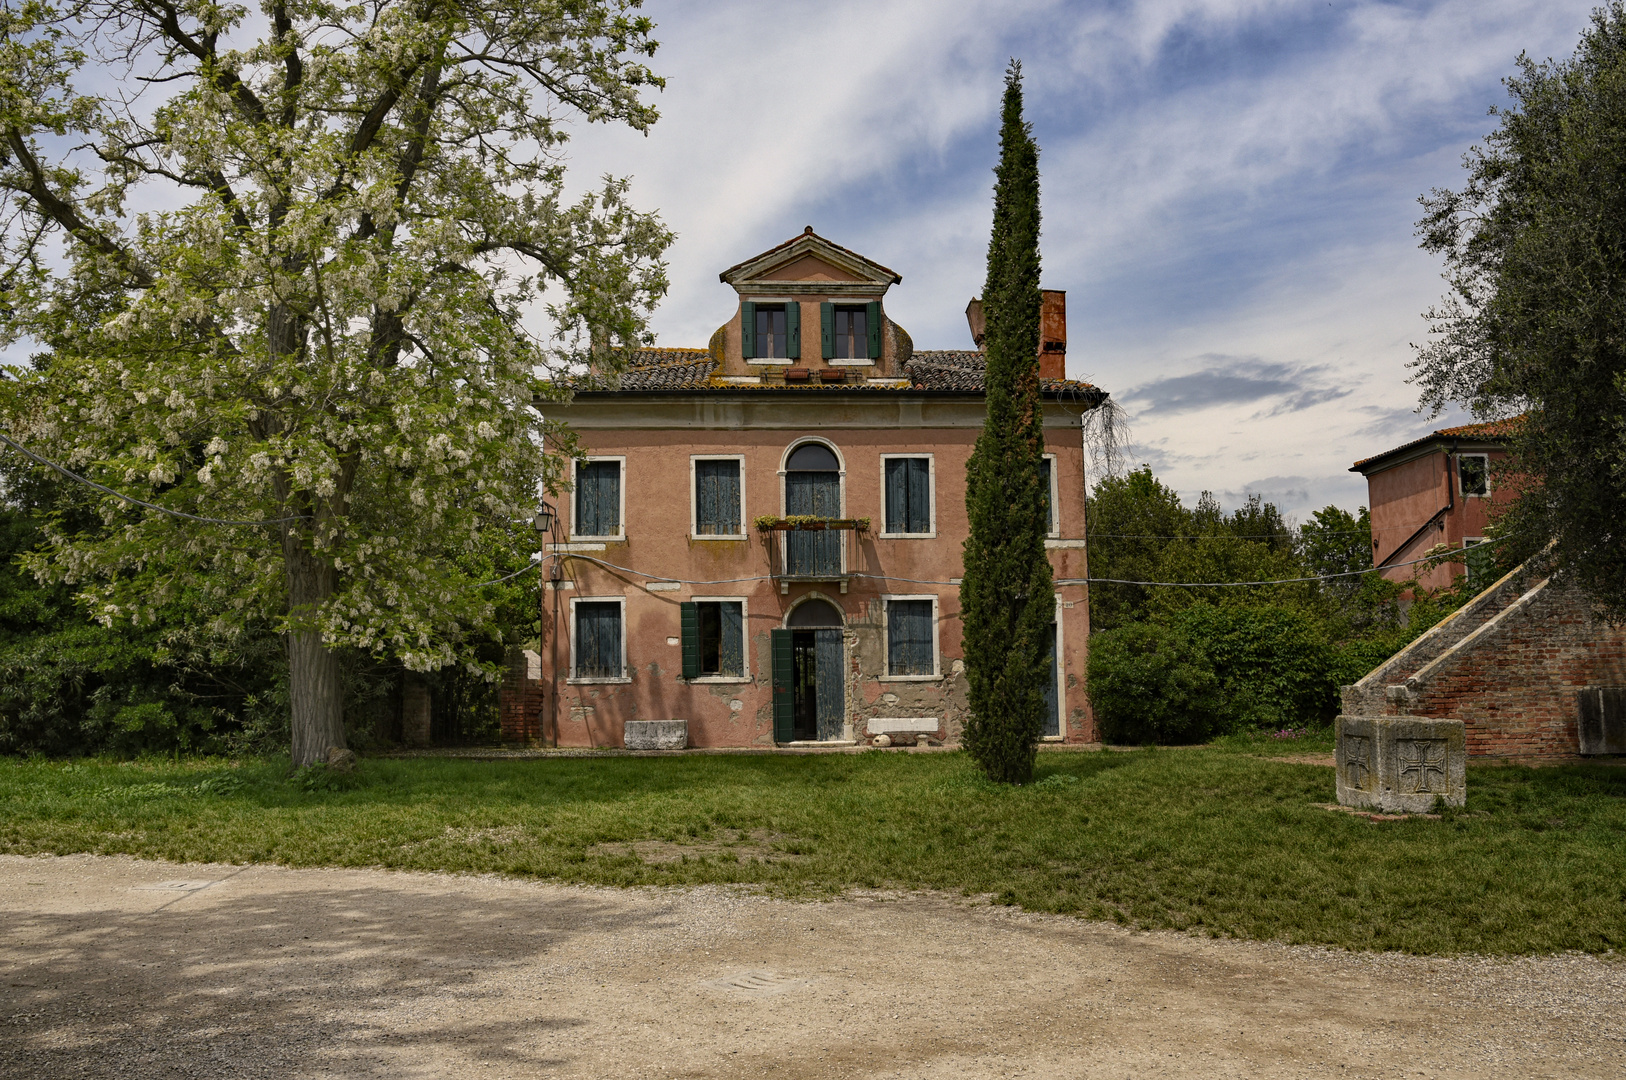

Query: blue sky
[[562, 0, 1601, 520]]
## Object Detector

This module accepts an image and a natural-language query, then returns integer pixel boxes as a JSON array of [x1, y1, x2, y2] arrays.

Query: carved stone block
[[624, 719, 687, 751], [1336, 715, 1466, 812]]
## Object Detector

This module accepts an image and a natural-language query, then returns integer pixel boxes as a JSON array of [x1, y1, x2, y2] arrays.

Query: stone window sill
[[688, 676, 751, 685], [878, 674, 943, 683], [566, 676, 632, 685]]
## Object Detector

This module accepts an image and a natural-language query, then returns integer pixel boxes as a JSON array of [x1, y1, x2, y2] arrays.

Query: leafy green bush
[[1172, 604, 1338, 730], [1086, 622, 1221, 744]]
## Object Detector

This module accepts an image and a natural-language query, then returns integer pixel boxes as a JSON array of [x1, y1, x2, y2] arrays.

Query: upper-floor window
[[574, 458, 623, 538], [741, 301, 800, 360], [822, 301, 881, 361], [883, 455, 932, 535], [1459, 454, 1489, 497], [694, 457, 744, 537]]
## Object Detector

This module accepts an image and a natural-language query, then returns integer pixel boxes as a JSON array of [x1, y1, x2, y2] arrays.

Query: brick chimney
[[1039, 290, 1066, 381], [965, 291, 1067, 380]]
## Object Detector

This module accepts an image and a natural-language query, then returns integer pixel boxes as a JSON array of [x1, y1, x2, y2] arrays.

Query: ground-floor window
[[573, 601, 623, 679], [682, 600, 744, 678], [885, 597, 936, 677]]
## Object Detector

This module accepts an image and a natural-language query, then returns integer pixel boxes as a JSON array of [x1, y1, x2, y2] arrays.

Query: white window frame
[[1044, 593, 1066, 741], [569, 455, 626, 541], [689, 454, 748, 541], [688, 596, 751, 684], [880, 593, 940, 682], [827, 301, 881, 366], [878, 453, 936, 539], [567, 595, 630, 684], [744, 297, 796, 364], [1042, 452, 1061, 538], [1458, 453, 1491, 497], [778, 439, 847, 577]]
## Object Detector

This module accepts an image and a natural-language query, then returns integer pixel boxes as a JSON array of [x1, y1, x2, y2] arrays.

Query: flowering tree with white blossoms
[[0, 0, 671, 764]]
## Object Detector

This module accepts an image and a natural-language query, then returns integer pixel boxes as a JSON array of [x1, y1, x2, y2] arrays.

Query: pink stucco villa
[[507, 229, 1110, 749], [1350, 418, 1520, 592]]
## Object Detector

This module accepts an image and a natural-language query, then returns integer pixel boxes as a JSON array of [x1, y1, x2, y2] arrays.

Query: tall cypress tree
[[960, 62, 1054, 785]]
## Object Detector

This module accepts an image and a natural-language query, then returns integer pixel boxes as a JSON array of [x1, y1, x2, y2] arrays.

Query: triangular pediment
[[720, 228, 901, 289]]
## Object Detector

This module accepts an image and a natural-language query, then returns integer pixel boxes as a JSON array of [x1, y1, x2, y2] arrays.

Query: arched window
[[786, 598, 843, 628], [784, 442, 841, 576]]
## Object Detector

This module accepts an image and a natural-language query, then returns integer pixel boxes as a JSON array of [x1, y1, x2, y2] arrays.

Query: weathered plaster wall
[[1365, 448, 1513, 591], [527, 396, 1095, 748]]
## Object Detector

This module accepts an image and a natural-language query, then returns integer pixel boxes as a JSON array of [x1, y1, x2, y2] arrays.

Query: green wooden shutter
[[771, 629, 794, 743], [680, 602, 700, 680], [785, 301, 801, 359], [865, 301, 881, 358], [820, 302, 834, 359], [741, 301, 756, 359]]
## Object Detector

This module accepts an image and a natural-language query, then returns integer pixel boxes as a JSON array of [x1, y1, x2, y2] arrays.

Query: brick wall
[[499, 648, 545, 745], [1341, 560, 1626, 759]]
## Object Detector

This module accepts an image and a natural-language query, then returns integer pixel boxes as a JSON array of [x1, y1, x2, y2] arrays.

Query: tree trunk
[[285, 541, 346, 767]]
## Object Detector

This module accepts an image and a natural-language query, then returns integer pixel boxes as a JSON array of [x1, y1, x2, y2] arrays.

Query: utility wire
[[553, 540, 1498, 591], [0, 431, 309, 526]]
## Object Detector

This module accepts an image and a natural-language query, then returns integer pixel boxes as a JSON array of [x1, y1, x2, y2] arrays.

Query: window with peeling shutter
[[719, 602, 743, 677], [575, 460, 620, 536], [771, 629, 794, 742], [694, 460, 741, 535], [680, 602, 700, 680], [1039, 457, 1053, 533], [884, 457, 930, 534], [741, 301, 756, 359], [887, 600, 933, 676], [575, 602, 622, 678], [866, 301, 881, 358]]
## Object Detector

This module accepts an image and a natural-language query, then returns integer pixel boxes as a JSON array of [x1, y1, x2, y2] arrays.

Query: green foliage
[[1084, 466, 1455, 740], [1414, 3, 1626, 616], [0, 0, 671, 763], [1173, 605, 1338, 730], [4, 752, 1624, 955], [1085, 621, 1221, 744], [960, 62, 1052, 785]]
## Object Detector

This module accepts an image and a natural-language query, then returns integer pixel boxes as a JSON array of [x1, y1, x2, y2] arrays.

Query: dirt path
[[2, 854, 1621, 1079]]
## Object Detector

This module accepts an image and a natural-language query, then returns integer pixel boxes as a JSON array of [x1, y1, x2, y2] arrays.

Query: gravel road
[[2, 853, 1621, 1078]]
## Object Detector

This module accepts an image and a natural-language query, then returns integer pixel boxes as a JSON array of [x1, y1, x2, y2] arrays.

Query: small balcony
[[754, 516, 870, 593]]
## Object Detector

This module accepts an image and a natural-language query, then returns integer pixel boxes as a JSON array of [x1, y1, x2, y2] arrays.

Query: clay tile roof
[[617, 348, 717, 389], [1351, 415, 1523, 472], [566, 346, 1104, 399], [906, 350, 1103, 398]]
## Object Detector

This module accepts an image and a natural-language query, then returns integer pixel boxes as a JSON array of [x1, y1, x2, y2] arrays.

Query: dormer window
[[741, 301, 800, 360], [822, 301, 881, 361]]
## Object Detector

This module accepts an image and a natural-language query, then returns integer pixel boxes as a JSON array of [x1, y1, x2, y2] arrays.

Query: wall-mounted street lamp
[[531, 501, 555, 535]]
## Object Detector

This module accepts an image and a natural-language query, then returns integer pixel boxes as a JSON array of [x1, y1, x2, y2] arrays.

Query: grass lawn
[[1, 739, 1622, 956]]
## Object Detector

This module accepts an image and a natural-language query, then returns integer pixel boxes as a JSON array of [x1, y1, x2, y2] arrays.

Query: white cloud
[[558, 0, 1597, 518]]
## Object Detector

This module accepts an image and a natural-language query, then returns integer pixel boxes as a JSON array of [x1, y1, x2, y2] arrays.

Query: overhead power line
[[0, 430, 308, 526], [553, 540, 1497, 591]]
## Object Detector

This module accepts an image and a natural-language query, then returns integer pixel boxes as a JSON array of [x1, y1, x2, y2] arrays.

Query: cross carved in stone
[[1341, 734, 1371, 789], [1397, 738, 1448, 793]]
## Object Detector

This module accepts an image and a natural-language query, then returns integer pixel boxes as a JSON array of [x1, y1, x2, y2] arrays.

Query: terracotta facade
[[1351, 420, 1519, 592], [519, 230, 1109, 749]]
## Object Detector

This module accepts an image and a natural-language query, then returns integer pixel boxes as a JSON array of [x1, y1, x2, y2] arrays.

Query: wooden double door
[[771, 628, 844, 743]]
